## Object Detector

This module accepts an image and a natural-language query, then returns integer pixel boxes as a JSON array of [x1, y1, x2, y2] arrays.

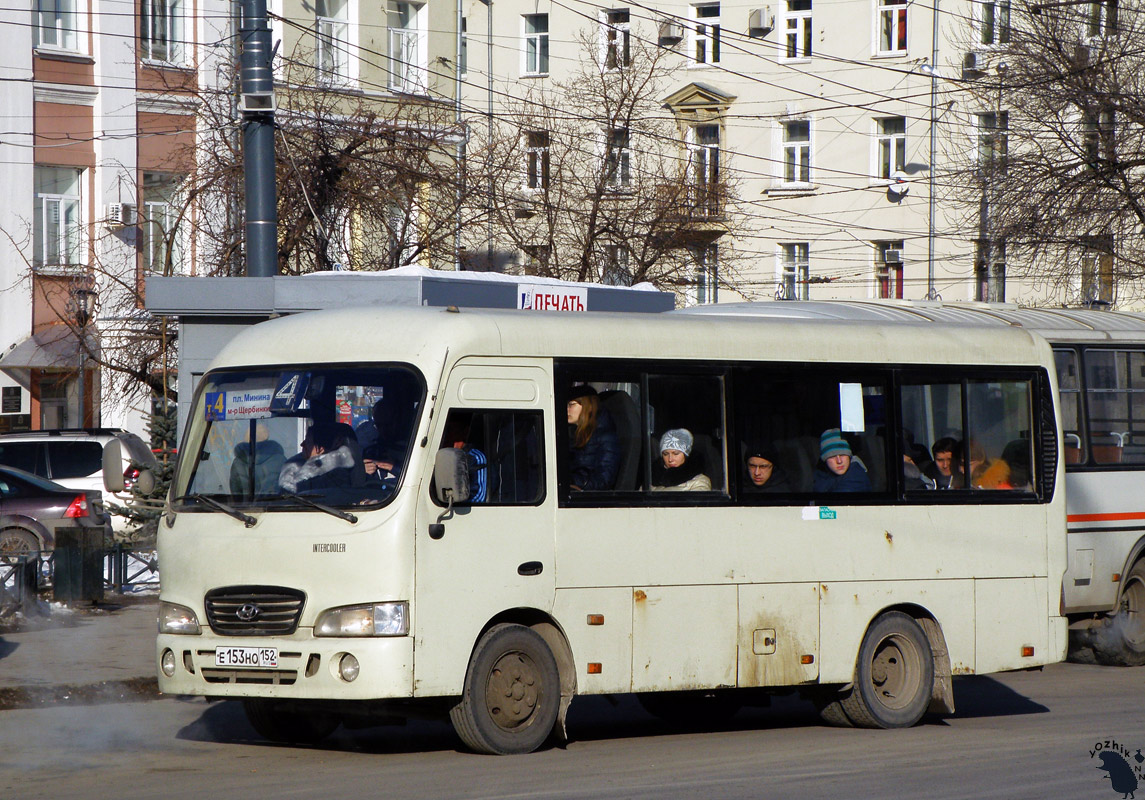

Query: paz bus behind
[[148, 304, 1067, 754]]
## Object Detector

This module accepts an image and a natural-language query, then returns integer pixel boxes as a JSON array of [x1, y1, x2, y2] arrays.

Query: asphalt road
[[2, 661, 1142, 800]]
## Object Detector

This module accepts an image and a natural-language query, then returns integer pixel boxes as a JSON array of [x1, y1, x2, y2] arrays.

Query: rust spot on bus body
[[885, 531, 893, 544], [634, 589, 647, 603]]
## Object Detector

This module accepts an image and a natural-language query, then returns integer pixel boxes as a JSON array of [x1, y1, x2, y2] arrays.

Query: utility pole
[[238, 0, 278, 277]]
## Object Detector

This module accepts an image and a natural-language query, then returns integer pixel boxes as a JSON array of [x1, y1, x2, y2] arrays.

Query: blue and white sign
[[204, 388, 274, 421]]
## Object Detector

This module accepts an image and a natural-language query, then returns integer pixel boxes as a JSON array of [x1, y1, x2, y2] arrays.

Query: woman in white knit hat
[[651, 428, 712, 492]]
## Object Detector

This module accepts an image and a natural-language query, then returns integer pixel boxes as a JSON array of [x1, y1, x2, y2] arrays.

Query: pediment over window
[[662, 82, 736, 114]]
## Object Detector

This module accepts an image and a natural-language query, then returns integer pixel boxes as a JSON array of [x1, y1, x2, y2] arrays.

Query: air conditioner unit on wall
[[748, 7, 774, 37], [658, 19, 684, 46], [104, 202, 136, 227], [883, 249, 904, 264]]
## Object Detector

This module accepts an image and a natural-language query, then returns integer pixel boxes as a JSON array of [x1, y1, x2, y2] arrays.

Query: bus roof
[[209, 304, 1055, 373], [678, 300, 1145, 342]]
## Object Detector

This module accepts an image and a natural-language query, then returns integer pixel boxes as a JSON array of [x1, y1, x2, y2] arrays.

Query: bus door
[[412, 361, 556, 696]]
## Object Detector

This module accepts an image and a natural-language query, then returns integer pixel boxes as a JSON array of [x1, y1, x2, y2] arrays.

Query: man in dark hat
[[742, 443, 793, 493]]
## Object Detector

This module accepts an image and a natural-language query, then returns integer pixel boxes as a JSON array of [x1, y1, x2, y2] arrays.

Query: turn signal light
[[64, 495, 90, 518], [587, 614, 604, 626], [587, 663, 602, 674], [1021, 646, 1035, 658], [800, 654, 815, 665]]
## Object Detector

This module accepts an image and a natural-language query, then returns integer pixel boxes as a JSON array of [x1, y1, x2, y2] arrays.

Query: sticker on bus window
[[204, 388, 274, 421], [802, 506, 837, 521], [271, 372, 310, 413], [839, 383, 865, 432]]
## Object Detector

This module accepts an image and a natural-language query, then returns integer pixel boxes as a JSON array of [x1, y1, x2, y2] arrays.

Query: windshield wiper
[[265, 493, 358, 524], [175, 494, 257, 528]]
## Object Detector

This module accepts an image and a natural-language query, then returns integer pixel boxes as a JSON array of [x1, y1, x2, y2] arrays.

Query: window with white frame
[[37, 0, 79, 50], [782, 119, 811, 185], [460, 17, 467, 76], [692, 3, 720, 65], [523, 14, 549, 75], [601, 244, 631, 285], [602, 9, 630, 70], [877, 0, 907, 55], [525, 130, 550, 190], [688, 123, 720, 214], [1088, 0, 1118, 37], [142, 172, 184, 275], [316, 0, 350, 85], [978, 0, 1010, 45], [1082, 107, 1114, 166], [876, 116, 905, 180], [605, 127, 631, 189], [692, 243, 718, 304], [34, 166, 83, 270], [141, 0, 184, 62], [975, 239, 1006, 302], [875, 240, 904, 299], [389, 1, 426, 93], [780, 242, 809, 300], [977, 110, 1008, 172], [782, 0, 811, 60], [1080, 236, 1114, 305]]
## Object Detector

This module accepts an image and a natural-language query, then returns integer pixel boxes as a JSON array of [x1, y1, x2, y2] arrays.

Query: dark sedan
[[0, 465, 111, 559]]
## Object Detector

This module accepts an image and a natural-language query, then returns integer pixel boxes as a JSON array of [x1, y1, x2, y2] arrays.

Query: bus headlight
[[159, 601, 201, 635], [314, 602, 409, 637]]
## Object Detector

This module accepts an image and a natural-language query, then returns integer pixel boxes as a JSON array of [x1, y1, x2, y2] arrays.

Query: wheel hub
[[485, 651, 541, 730]]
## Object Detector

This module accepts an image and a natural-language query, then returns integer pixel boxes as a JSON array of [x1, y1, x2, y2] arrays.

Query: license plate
[[215, 646, 279, 668]]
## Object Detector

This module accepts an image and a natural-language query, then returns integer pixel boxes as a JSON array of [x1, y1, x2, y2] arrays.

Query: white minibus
[[150, 305, 1067, 754]]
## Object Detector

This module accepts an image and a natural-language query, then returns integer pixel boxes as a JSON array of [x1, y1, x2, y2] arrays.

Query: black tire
[[242, 699, 339, 745], [1092, 560, 1145, 667], [839, 611, 934, 729], [637, 690, 741, 727], [809, 691, 855, 727], [449, 623, 560, 755], [0, 528, 38, 563]]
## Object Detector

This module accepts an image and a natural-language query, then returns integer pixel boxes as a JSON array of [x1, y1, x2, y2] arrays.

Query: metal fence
[[0, 546, 159, 615]]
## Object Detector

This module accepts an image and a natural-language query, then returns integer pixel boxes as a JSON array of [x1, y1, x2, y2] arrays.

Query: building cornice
[[33, 82, 98, 106]]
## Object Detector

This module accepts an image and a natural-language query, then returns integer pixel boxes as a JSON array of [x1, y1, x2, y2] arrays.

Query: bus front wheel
[[839, 612, 934, 729], [1093, 560, 1145, 666], [450, 623, 561, 755]]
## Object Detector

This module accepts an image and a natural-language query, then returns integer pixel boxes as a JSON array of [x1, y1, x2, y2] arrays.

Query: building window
[[34, 166, 83, 270], [141, 0, 184, 62], [1088, 0, 1118, 37], [692, 243, 718, 304], [876, 117, 906, 180], [782, 119, 811, 184], [523, 14, 549, 75], [977, 111, 1009, 173], [525, 131, 550, 190], [460, 16, 467, 76], [602, 9, 630, 70], [602, 244, 631, 285], [1080, 237, 1114, 305], [605, 128, 632, 189], [692, 3, 720, 65], [1082, 107, 1114, 166], [780, 242, 809, 300], [316, 0, 350, 85], [782, 0, 811, 60], [37, 0, 79, 50], [875, 241, 904, 299], [389, 1, 426, 93], [975, 239, 1006, 302], [142, 173, 183, 275], [688, 124, 720, 214], [978, 0, 1010, 45], [523, 245, 550, 276], [877, 0, 908, 54]]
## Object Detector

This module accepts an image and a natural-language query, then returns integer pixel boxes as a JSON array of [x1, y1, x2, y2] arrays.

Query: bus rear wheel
[[1093, 560, 1145, 667], [839, 612, 934, 729], [242, 699, 339, 745], [450, 624, 560, 755]]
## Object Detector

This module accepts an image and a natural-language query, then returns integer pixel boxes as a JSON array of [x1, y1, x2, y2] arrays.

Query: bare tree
[[946, 0, 1145, 305], [465, 30, 746, 301]]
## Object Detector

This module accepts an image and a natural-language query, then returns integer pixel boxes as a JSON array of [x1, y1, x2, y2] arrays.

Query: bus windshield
[[174, 364, 424, 510]]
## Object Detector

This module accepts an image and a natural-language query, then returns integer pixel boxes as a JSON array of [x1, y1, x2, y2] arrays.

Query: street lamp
[[68, 286, 97, 428]]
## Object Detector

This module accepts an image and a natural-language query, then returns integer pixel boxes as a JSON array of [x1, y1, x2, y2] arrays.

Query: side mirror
[[433, 448, 471, 505], [135, 468, 157, 495], [103, 439, 125, 492]]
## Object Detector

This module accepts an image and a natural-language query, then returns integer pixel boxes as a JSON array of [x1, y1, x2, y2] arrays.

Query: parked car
[[0, 464, 112, 559], [0, 429, 158, 532]]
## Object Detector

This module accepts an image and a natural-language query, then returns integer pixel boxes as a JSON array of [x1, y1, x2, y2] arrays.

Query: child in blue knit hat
[[813, 428, 872, 492]]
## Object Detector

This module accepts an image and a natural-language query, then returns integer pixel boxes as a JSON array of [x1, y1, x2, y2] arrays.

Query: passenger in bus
[[813, 428, 872, 492], [230, 423, 286, 497], [652, 429, 712, 492], [977, 440, 1031, 490], [924, 437, 960, 489], [567, 385, 620, 491], [279, 423, 363, 496], [362, 392, 418, 481], [742, 444, 792, 493], [902, 453, 935, 491], [964, 440, 988, 484], [440, 414, 488, 503]]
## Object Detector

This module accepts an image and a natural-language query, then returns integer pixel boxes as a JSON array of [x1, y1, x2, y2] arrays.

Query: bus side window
[[436, 410, 545, 505]]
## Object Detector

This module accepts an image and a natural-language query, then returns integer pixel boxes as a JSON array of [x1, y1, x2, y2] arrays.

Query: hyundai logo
[[236, 603, 261, 622]]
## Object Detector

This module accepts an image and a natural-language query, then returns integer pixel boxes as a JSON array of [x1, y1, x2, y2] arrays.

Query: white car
[[0, 428, 159, 532]]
